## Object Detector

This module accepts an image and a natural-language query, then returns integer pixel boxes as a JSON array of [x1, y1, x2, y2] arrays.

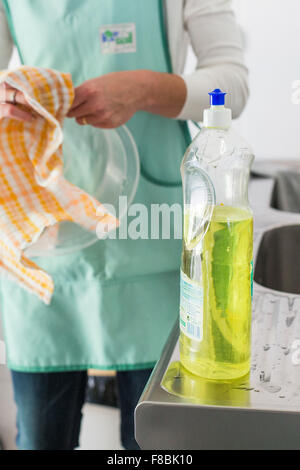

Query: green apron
[[0, 0, 190, 372]]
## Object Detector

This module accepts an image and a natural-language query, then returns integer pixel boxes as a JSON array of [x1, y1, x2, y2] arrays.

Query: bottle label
[[180, 271, 203, 342]]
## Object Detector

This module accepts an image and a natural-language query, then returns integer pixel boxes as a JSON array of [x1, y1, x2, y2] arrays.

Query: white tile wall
[[232, 0, 300, 160], [79, 404, 122, 451]]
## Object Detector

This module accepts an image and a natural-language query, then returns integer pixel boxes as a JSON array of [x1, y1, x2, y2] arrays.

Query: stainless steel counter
[[136, 168, 300, 450]]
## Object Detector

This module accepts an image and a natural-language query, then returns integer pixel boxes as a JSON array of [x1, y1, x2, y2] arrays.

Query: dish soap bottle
[[180, 89, 254, 380]]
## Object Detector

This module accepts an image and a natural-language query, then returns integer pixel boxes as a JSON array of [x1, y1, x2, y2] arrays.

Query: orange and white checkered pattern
[[0, 66, 118, 304]]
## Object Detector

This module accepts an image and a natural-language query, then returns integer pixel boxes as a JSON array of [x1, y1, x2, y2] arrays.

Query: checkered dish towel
[[0, 66, 118, 305]]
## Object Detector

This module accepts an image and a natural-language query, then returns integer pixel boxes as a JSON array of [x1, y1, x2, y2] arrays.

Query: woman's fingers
[[7, 88, 28, 106], [68, 81, 106, 118], [75, 115, 92, 126], [75, 114, 116, 129], [75, 112, 106, 126], [0, 83, 36, 122], [0, 103, 35, 122], [68, 101, 95, 119], [68, 84, 87, 115], [0, 83, 11, 102], [0, 83, 28, 106]]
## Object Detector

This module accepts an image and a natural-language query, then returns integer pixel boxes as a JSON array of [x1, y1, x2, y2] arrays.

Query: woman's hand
[[67, 71, 147, 129], [0, 83, 35, 122], [67, 70, 187, 129]]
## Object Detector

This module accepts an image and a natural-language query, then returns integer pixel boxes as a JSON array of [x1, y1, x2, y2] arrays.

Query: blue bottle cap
[[209, 89, 227, 106]]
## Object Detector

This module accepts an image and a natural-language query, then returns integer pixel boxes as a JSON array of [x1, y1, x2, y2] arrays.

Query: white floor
[[80, 404, 122, 450], [0, 364, 122, 451]]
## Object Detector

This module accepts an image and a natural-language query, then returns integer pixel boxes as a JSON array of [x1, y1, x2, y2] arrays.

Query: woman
[[0, 0, 248, 450]]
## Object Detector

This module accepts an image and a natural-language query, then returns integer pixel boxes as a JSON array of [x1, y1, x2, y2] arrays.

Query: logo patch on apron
[[100, 23, 136, 54]]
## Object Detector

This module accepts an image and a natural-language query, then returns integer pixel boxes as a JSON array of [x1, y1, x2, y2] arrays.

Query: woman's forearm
[[136, 70, 187, 119]]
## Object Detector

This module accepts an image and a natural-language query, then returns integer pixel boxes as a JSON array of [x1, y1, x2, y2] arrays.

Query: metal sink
[[255, 225, 300, 295], [252, 160, 300, 214]]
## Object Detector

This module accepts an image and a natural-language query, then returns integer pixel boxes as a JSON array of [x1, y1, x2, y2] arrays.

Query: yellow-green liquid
[[180, 206, 253, 380]]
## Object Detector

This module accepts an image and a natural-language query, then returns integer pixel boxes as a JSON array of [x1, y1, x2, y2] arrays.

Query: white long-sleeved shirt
[[0, 0, 249, 121]]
